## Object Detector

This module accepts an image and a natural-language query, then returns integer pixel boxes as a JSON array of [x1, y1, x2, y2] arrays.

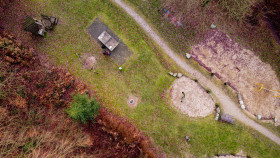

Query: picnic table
[[98, 31, 119, 51]]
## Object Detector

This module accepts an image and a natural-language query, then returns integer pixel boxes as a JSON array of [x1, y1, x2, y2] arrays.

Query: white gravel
[[170, 77, 215, 117]]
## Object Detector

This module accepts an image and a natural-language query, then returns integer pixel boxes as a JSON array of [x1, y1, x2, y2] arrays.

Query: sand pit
[[170, 76, 215, 117], [127, 95, 139, 108], [191, 30, 280, 119]]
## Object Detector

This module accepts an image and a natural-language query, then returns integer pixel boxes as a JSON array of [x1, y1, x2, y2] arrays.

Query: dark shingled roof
[[23, 16, 39, 34]]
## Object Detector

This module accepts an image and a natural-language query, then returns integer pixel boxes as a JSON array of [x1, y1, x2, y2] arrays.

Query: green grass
[[14, 0, 280, 157]]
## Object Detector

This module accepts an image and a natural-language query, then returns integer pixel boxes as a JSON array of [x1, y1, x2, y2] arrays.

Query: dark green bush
[[66, 94, 100, 124]]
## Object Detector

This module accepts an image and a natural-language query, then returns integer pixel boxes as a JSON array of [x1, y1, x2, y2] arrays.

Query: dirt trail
[[111, 0, 280, 146]]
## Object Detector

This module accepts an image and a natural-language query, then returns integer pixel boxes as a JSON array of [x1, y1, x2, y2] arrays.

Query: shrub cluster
[[98, 108, 157, 158], [66, 94, 100, 124]]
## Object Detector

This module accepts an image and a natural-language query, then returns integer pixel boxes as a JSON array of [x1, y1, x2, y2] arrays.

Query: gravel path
[[112, 0, 280, 146]]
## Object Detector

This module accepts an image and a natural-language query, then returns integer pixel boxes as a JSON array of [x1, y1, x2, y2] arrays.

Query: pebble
[[215, 113, 220, 121], [241, 104, 245, 110], [173, 73, 177, 77], [210, 24, 216, 29], [169, 72, 173, 76], [177, 73, 183, 78], [257, 115, 262, 120], [216, 107, 220, 114], [186, 53, 191, 59]]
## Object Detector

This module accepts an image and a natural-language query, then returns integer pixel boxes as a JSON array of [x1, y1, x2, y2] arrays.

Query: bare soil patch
[[170, 76, 215, 117], [191, 29, 280, 120], [82, 53, 96, 70]]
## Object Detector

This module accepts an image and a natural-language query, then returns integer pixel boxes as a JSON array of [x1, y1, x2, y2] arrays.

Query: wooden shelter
[[23, 16, 45, 36], [98, 31, 119, 51], [23, 14, 58, 37]]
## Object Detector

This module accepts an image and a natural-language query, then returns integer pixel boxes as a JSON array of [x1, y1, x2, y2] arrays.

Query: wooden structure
[[23, 15, 58, 37], [221, 113, 234, 124], [98, 31, 119, 51], [23, 16, 45, 36]]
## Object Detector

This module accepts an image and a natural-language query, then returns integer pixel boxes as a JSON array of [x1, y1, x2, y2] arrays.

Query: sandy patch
[[127, 95, 139, 108], [170, 76, 215, 117], [82, 53, 96, 70], [191, 30, 280, 119]]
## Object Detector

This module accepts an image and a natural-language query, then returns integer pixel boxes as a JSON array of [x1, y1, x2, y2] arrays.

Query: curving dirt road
[[111, 0, 280, 146]]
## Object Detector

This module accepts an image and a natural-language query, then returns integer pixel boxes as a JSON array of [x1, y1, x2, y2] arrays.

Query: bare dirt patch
[[127, 95, 139, 108], [191, 29, 280, 120], [170, 76, 215, 117], [82, 53, 96, 70]]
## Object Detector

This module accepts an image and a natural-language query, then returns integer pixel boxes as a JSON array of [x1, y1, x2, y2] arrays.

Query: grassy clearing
[[13, 0, 280, 157]]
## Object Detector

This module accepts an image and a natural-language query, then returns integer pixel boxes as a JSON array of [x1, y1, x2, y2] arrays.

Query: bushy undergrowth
[[0, 106, 91, 158], [66, 94, 100, 124], [0, 31, 88, 109]]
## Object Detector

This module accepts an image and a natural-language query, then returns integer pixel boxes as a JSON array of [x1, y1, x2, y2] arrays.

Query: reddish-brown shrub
[[98, 108, 157, 157]]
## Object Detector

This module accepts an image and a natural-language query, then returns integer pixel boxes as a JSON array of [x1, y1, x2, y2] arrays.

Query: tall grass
[[217, 0, 257, 22], [0, 106, 91, 157]]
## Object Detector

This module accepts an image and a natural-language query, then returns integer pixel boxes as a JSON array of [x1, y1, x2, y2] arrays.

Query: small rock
[[177, 73, 183, 78], [275, 118, 278, 123], [168, 72, 173, 76], [186, 53, 191, 59], [239, 100, 244, 105], [241, 104, 245, 110], [216, 107, 220, 114], [173, 73, 177, 77], [215, 113, 220, 121], [210, 24, 216, 29], [119, 67, 122, 71], [257, 115, 262, 120], [237, 92, 242, 101]]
